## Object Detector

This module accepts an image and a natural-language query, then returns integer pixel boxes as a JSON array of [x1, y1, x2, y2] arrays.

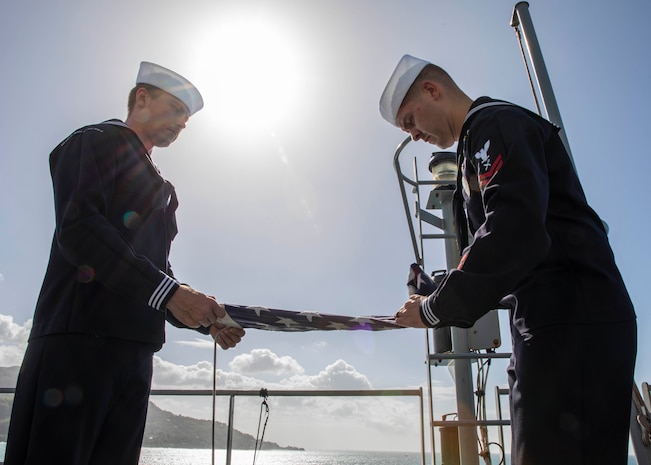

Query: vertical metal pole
[[511, 2, 576, 172], [419, 387, 427, 465], [414, 158, 425, 266], [425, 329, 438, 465], [441, 197, 479, 465], [225, 395, 235, 465], [495, 387, 507, 455], [212, 342, 217, 465], [512, 3, 610, 233], [417, 157, 438, 465]]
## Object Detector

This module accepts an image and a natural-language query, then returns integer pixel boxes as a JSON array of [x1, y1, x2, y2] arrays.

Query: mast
[[510, 2, 577, 173]]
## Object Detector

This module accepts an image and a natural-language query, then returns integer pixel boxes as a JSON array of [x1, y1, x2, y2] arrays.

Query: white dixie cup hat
[[379, 54, 430, 127], [136, 61, 204, 116]]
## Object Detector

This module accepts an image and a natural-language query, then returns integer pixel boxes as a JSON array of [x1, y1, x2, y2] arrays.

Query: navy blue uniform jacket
[[420, 98, 636, 335], [30, 120, 202, 348]]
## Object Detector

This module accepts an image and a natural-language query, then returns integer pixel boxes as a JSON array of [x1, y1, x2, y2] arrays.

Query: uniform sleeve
[[165, 311, 210, 334], [421, 111, 553, 327], [164, 265, 210, 334], [51, 128, 179, 312]]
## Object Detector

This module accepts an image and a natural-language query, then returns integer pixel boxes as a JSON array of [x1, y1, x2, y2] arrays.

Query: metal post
[[225, 394, 235, 465], [441, 195, 479, 465], [511, 2, 576, 172], [495, 387, 509, 455], [511, 2, 609, 234], [418, 387, 427, 465], [425, 330, 439, 465]]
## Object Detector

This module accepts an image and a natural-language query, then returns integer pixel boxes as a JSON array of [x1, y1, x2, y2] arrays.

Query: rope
[[212, 340, 217, 465], [475, 354, 493, 465], [252, 388, 270, 465], [485, 442, 505, 465]]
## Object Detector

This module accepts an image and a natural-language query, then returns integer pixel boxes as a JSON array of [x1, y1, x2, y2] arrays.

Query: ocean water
[[138, 449, 642, 465], [0, 446, 431, 465], [139, 449, 431, 465], [0, 445, 639, 464], [137, 449, 640, 465]]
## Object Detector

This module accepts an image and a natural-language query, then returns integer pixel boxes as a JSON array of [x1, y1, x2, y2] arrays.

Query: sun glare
[[193, 15, 303, 134]]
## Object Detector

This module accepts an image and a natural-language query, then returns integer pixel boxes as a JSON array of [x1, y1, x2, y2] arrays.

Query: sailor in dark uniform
[[381, 54, 637, 465], [4, 62, 245, 465]]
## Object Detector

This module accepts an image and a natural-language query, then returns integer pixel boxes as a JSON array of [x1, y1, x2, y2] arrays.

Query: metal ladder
[[393, 139, 510, 465]]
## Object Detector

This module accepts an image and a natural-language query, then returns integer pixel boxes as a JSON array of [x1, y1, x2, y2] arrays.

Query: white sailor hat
[[379, 54, 430, 126], [136, 61, 204, 116]]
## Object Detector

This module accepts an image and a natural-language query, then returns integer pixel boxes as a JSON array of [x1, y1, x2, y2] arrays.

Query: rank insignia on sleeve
[[474, 139, 503, 189], [474, 140, 492, 169]]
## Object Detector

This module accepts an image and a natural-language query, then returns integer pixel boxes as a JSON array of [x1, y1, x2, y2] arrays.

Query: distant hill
[[0, 366, 301, 451], [143, 401, 302, 450]]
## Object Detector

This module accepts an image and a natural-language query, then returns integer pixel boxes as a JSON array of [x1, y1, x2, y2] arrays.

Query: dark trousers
[[508, 320, 637, 465], [4, 334, 156, 465]]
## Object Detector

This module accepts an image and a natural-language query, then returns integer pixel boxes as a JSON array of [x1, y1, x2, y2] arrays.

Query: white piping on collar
[[102, 119, 157, 164], [463, 101, 514, 124], [102, 119, 129, 128], [103, 120, 155, 159]]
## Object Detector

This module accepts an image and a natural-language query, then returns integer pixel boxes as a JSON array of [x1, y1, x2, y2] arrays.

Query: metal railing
[[0, 387, 426, 465], [149, 388, 425, 465]]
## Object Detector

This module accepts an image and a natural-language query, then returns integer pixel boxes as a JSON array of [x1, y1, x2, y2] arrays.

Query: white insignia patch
[[474, 140, 492, 170]]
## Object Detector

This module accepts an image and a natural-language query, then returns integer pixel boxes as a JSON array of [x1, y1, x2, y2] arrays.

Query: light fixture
[[428, 151, 457, 182]]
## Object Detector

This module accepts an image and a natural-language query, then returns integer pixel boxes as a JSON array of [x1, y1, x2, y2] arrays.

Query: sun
[[192, 15, 304, 134]]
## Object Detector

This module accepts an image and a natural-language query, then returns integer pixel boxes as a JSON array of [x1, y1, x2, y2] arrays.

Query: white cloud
[[152, 350, 391, 393], [0, 345, 26, 367], [0, 314, 31, 343], [430, 378, 458, 403], [151, 355, 265, 390], [152, 356, 215, 389], [0, 314, 31, 366], [229, 348, 304, 376], [305, 359, 372, 390]]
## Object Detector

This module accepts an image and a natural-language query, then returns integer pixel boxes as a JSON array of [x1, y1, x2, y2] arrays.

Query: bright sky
[[1, 0, 650, 455]]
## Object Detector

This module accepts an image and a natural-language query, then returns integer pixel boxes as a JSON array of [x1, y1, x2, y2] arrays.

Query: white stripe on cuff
[[420, 297, 441, 327], [148, 275, 177, 310]]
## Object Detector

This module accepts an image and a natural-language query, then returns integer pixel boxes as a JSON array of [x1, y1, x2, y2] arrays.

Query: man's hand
[[394, 294, 429, 328], [167, 285, 225, 328], [210, 323, 246, 350]]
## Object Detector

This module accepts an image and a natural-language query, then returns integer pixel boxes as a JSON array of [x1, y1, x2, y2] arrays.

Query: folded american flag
[[217, 264, 442, 332], [219, 304, 400, 332]]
